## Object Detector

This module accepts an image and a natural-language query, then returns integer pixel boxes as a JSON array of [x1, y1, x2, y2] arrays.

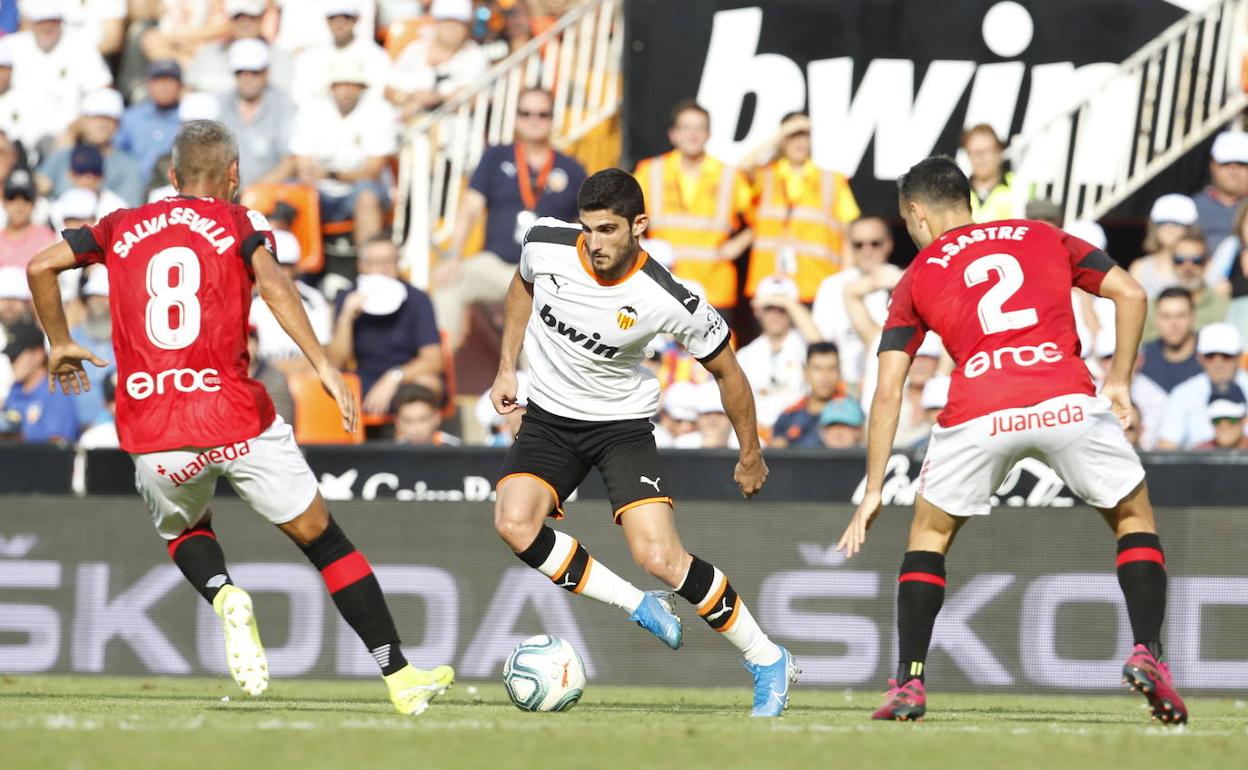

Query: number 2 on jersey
[[145, 246, 202, 350], [964, 253, 1037, 335]]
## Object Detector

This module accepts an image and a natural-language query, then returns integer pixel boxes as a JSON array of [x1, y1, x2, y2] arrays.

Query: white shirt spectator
[[811, 267, 889, 388], [7, 27, 112, 145], [275, 0, 378, 56], [1158, 371, 1248, 449], [290, 40, 392, 106], [388, 37, 489, 102], [1132, 374, 1168, 451], [78, 420, 119, 449], [61, 0, 127, 50], [735, 328, 807, 427], [289, 97, 398, 197]]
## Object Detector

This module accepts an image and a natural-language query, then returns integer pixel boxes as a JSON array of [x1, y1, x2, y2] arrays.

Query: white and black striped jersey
[[519, 218, 730, 421]]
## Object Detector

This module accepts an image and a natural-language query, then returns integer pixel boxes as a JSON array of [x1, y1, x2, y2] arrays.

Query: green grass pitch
[[1, 676, 1244, 770]]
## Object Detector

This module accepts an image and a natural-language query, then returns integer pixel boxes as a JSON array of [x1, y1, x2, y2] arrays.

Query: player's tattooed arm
[[702, 344, 768, 497], [492, 271, 534, 414]]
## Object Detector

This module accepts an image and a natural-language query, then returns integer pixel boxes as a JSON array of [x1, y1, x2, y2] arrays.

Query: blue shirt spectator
[[38, 88, 144, 206], [469, 142, 586, 264], [1139, 338, 1202, 393], [2, 323, 78, 443], [68, 269, 114, 428], [1157, 323, 1248, 449], [114, 60, 183, 185], [1192, 131, 1248, 254], [1139, 287, 1202, 393]]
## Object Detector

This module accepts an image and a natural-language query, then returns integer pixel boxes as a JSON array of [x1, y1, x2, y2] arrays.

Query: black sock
[[675, 555, 740, 631], [515, 526, 593, 592], [1116, 532, 1167, 660], [896, 550, 946, 684], [168, 523, 232, 604], [302, 517, 407, 676]]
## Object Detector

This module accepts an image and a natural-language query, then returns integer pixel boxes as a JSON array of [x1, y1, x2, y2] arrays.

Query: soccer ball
[[502, 635, 586, 712]]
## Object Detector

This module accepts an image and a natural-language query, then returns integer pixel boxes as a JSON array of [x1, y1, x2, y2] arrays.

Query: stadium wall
[[2, 490, 1245, 694]]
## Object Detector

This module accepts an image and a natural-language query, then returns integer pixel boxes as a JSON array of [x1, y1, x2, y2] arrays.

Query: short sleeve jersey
[[64, 196, 278, 453], [520, 218, 730, 421], [880, 220, 1115, 427]]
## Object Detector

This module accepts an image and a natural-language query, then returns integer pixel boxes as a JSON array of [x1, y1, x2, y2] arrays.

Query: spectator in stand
[[1024, 198, 1063, 227], [1142, 231, 1227, 341], [1130, 194, 1200, 299], [811, 215, 894, 392], [0, 265, 34, 339], [743, 111, 859, 305], [63, 146, 127, 218], [37, 89, 144, 207], [2, 322, 78, 443], [1139, 287, 1202, 392], [77, 371, 119, 449], [289, 56, 398, 254], [433, 88, 586, 347], [61, 0, 127, 57], [138, 0, 229, 72], [635, 100, 753, 311], [1194, 384, 1248, 451], [68, 267, 115, 430], [892, 333, 943, 448], [246, 326, 295, 425], [328, 235, 443, 416], [1208, 199, 1248, 342], [387, 0, 489, 119], [249, 230, 332, 374], [672, 381, 735, 449], [217, 39, 295, 190], [907, 374, 950, 453], [0, 40, 37, 153], [1089, 327, 1166, 451], [1193, 130, 1248, 253], [962, 123, 1028, 223], [475, 368, 527, 446], [188, 0, 293, 96], [819, 396, 864, 449], [393, 383, 460, 445], [290, 1, 392, 105], [770, 341, 845, 449], [7, 1, 113, 153], [654, 380, 698, 448], [1156, 322, 1248, 449], [0, 170, 56, 269], [734, 274, 822, 428], [115, 60, 184, 184]]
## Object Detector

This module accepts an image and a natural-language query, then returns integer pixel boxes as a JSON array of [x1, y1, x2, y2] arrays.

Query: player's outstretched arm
[[1096, 266, 1148, 429], [27, 241, 109, 395], [838, 349, 910, 559], [702, 345, 768, 497], [491, 271, 533, 415], [253, 246, 358, 434]]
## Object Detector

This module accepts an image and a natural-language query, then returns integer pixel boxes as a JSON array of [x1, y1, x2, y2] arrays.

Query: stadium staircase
[[394, 0, 625, 287], [1008, 0, 1248, 223]]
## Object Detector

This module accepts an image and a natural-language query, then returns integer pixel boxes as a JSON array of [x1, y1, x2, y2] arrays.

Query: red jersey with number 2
[[880, 220, 1116, 428], [65, 196, 277, 453]]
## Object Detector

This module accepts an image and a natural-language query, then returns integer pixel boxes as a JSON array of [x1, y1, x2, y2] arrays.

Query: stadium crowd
[[1, 0, 1247, 457]]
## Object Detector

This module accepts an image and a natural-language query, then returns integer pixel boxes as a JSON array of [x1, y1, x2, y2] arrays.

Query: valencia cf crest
[[616, 305, 638, 330]]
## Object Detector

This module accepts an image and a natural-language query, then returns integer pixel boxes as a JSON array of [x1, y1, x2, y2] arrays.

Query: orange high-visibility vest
[[635, 151, 750, 308], [746, 159, 859, 302]]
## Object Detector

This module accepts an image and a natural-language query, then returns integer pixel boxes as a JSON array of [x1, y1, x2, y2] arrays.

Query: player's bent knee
[[632, 543, 687, 586], [493, 501, 544, 551]]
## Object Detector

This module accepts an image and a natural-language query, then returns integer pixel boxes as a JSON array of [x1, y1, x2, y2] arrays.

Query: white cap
[[1065, 220, 1107, 251], [694, 380, 725, 415], [753, 274, 799, 308], [228, 38, 270, 72], [1149, 193, 1198, 225], [662, 382, 700, 422], [56, 188, 99, 223], [81, 266, 109, 297], [1197, 322, 1243, 356], [81, 88, 124, 120], [1211, 131, 1248, 164], [179, 92, 221, 123], [22, 0, 64, 22], [1208, 395, 1247, 421], [920, 375, 950, 410], [324, 0, 360, 17], [0, 265, 30, 300], [431, 0, 472, 22], [915, 331, 943, 358], [273, 229, 301, 265], [226, 0, 267, 16], [1094, 326, 1116, 359], [328, 54, 368, 86], [0, 38, 13, 68]]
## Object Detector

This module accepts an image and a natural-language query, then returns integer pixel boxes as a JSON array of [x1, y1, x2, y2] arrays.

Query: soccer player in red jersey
[[837, 157, 1186, 725], [26, 120, 454, 715]]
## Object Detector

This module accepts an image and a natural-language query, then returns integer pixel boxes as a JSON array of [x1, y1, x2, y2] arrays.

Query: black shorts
[[497, 401, 671, 523]]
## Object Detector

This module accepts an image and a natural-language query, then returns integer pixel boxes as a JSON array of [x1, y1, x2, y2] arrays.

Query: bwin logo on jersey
[[539, 304, 620, 358], [617, 305, 638, 330]]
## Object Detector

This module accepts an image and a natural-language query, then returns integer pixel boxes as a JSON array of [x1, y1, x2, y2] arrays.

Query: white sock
[[535, 529, 644, 612]]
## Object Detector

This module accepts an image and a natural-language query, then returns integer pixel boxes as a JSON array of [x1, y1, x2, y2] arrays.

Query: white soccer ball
[[502, 635, 586, 712]]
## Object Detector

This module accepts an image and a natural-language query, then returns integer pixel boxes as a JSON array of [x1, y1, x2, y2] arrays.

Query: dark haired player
[[838, 156, 1186, 724], [26, 120, 454, 715], [490, 168, 799, 717]]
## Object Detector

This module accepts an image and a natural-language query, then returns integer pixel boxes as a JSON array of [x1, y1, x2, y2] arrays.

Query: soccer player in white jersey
[[489, 169, 799, 717]]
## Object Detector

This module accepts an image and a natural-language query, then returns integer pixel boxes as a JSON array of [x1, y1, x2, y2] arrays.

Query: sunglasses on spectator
[[1202, 352, 1236, 360], [518, 110, 553, 119], [852, 239, 886, 249], [1173, 253, 1207, 265], [231, 13, 261, 20], [1213, 416, 1243, 425]]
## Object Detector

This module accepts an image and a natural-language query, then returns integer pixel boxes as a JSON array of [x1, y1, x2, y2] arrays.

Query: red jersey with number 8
[[880, 219, 1116, 428], [65, 196, 277, 453]]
